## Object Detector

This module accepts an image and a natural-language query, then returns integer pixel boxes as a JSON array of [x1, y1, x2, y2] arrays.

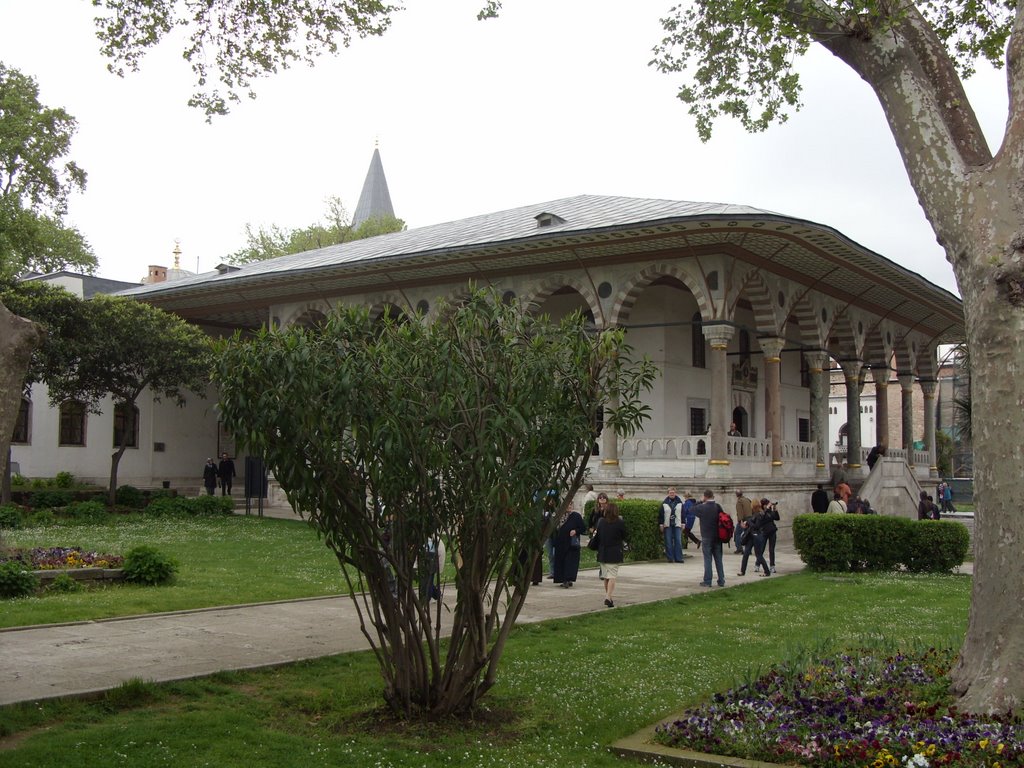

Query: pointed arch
[[609, 262, 712, 326], [521, 274, 602, 328]]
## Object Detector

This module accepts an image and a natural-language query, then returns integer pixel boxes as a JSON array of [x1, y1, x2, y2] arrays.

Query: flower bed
[[654, 647, 1022, 768], [1, 546, 124, 570]]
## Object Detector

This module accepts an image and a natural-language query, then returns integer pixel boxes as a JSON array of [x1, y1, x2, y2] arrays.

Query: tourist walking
[[737, 500, 772, 577], [218, 452, 236, 496], [734, 490, 753, 553], [552, 501, 585, 588], [659, 487, 685, 563], [682, 491, 701, 550], [589, 492, 611, 533], [693, 489, 726, 587], [202, 457, 218, 496], [595, 503, 627, 607], [760, 498, 779, 573], [810, 483, 829, 513]]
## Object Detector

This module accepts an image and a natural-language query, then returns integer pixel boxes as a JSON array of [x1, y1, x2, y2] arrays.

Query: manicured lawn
[[0, 571, 973, 767], [0, 515, 345, 627]]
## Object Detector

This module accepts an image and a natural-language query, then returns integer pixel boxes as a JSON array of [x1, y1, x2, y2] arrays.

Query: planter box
[[33, 568, 125, 585]]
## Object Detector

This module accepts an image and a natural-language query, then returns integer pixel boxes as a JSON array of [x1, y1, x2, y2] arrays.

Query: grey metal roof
[[351, 147, 395, 228], [116, 194, 963, 345]]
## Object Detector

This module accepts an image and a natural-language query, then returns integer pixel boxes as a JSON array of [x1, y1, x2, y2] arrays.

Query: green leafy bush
[[903, 521, 971, 573], [115, 485, 145, 509], [144, 496, 190, 517], [29, 509, 56, 526], [45, 572, 83, 594], [187, 495, 235, 516], [31, 478, 46, 489], [53, 471, 75, 488], [121, 546, 177, 585], [617, 499, 662, 561], [0, 504, 24, 530], [793, 514, 970, 573], [0, 561, 39, 598], [11, 473, 26, 486], [28, 489, 73, 509], [65, 500, 110, 523]]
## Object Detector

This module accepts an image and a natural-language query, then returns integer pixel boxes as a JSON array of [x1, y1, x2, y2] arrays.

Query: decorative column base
[[706, 459, 732, 480]]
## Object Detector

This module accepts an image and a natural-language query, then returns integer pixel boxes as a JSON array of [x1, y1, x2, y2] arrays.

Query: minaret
[[351, 141, 396, 229]]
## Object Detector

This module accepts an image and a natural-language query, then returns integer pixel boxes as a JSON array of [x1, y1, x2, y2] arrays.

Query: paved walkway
[[1, 548, 808, 706]]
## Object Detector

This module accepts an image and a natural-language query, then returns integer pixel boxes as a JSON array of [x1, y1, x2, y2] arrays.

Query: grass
[[0, 571, 972, 767], [0, 516, 603, 628], [0, 515, 345, 627]]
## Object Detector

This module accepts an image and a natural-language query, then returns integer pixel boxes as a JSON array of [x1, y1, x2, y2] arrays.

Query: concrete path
[[0, 549, 807, 706]]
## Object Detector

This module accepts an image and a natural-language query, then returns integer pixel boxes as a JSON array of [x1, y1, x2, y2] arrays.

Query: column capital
[[702, 322, 735, 349], [871, 365, 891, 386], [919, 379, 938, 398], [758, 336, 786, 362], [897, 372, 915, 391], [805, 349, 829, 372], [839, 358, 864, 380]]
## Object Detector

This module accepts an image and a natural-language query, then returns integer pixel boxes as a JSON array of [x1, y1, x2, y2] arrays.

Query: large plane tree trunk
[[0, 300, 42, 505], [815, 3, 1024, 714]]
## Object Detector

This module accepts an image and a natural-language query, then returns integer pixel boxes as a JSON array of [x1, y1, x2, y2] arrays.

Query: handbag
[[587, 532, 600, 551]]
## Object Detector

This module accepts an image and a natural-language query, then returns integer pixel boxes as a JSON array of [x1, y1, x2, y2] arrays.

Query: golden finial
[[173, 239, 182, 270]]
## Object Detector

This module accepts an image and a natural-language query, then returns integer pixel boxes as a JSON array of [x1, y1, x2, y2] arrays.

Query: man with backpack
[[693, 489, 729, 588]]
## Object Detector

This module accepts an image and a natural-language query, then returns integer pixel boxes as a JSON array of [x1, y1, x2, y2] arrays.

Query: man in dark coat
[[693, 489, 726, 588], [202, 458, 218, 496], [218, 452, 236, 496], [811, 484, 830, 513]]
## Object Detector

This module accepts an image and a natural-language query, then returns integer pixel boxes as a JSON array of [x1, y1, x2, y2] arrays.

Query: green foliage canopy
[[214, 289, 657, 716], [228, 196, 405, 264], [650, 1, 1015, 141], [0, 62, 95, 277], [93, 0, 401, 118]]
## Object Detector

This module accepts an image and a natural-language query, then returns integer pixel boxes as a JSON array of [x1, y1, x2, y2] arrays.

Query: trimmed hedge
[[585, 498, 662, 561], [792, 513, 969, 573]]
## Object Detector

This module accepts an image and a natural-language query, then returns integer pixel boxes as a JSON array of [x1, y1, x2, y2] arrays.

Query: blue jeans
[[663, 526, 683, 562], [701, 539, 725, 586]]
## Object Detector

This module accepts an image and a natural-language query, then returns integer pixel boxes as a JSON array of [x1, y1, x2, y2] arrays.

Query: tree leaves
[[213, 288, 657, 716]]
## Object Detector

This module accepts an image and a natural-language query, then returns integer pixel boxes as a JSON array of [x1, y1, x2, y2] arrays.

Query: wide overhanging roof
[[119, 194, 964, 344]]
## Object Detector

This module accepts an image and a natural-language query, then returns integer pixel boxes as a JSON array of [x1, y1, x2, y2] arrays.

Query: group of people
[[656, 487, 778, 588], [542, 486, 628, 609], [202, 453, 236, 496], [732, 491, 779, 578], [810, 478, 876, 516], [918, 481, 955, 520]]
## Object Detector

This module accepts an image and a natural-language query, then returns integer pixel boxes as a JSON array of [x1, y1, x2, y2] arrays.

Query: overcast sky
[[0, 0, 1009, 294]]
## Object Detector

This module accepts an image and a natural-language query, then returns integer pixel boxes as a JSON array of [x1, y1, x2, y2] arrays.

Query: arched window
[[691, 312, 706, 369], [59, 400, 87, 446], [838, 423, 849, 447], [113, 403, 140, 449], [12, 397, 30, 444]]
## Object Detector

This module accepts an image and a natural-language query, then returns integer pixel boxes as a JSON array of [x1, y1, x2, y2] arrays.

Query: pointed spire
[[351, 146, 395, 229]]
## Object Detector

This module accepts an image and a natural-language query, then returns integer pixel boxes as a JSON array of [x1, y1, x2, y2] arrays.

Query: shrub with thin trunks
[[53, 471, 75, 489], [0, 561, 39, 598], [0, 504, 24, 530], [115, 485, 145, 509], [121, 545, 177, 585], [28, 489, 73, 510]]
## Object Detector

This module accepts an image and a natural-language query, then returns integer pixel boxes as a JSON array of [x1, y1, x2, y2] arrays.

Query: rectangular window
[[798, 417, 810, 443], [59, 401, 86, 446], [113, 403, 139, 449], [689, 407, 707, 436], [12, 398, 30, 444]]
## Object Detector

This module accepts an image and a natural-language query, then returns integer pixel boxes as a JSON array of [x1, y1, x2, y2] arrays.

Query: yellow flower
[[980, 739, 990, 750], [997, 744, 1005, 754]]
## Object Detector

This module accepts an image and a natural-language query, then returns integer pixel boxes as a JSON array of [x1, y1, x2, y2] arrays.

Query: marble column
[[759, 337, 786, 470], [600, 395, 621, 476], [806, 350, 830, 475], [840, 359, 864, 471], [703, 323, 735, 474], [920, 379, 939, 478], [898, 372, 915, 465], [872, 366, 891, 451]]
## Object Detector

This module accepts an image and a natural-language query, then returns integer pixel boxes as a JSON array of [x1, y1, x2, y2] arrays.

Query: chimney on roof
[[147, 265, 167, 283]]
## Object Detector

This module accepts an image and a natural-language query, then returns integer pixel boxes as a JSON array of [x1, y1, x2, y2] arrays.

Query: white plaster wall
[[11, 382, 221, 489]]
